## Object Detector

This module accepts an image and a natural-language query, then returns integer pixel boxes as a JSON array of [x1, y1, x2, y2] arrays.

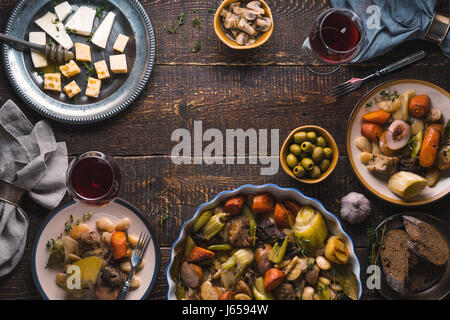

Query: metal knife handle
[[377, 50, 427, 76], [0, 32, 44, 52], [117, 280, 131, 300]]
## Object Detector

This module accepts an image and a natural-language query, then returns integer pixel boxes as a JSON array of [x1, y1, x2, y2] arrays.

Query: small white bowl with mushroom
[[214, 0, 274, 49]]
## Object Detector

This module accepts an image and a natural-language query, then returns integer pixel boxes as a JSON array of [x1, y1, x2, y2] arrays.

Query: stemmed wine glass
[[67, 151, 122, 207], [301, 8, 366, 75]]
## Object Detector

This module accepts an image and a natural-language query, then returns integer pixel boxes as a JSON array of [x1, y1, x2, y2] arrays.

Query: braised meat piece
[[228, 217, 252, 248], [274, 283, 296, 300], [243, 269, 256, 289], [78, 231, 104, 257], [256, 219, 284, 243], [366, 154, 398, 174], [101, 264, 126, 288], [399, 158, 424, 174]]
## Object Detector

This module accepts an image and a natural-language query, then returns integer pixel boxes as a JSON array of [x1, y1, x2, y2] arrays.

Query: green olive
[[309, 165, 322, 179], [293, 165, 306, 178], [306, 131, 317, 143], [300, 151, 309, 159], [286, 154, 298, 168], [294, 132, 307, 144], [312, 147, 324, 162], [323, 147, 333, 159], [317, 136, 327, 148], [319, 159, 331, 172], [301, 158, 314, 171], [289, 144, 302, 156], [301, 141, 313, 153]]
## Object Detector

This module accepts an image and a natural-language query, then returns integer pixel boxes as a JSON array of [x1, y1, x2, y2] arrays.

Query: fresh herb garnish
[[367, 217, 392, 266], [178, 12, 185, 26], [365, 102, 372, 108], [88, 32, 94, 42], [96, 5, 105, 19], [65, 27, 73, 35], [192, 40, 201, 53], [160, 215, 168, 227], [167, 27, 177, 34], [46, 212, 93, 248], [192, 10, 202, 28]]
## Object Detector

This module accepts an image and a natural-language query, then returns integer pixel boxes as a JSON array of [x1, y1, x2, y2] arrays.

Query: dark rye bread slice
[[380, 229, 411, 295], [403, 216, 449, 266]]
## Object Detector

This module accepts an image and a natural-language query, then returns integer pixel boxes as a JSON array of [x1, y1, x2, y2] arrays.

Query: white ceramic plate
[[166, 184, 362, 300], [347, 80, 450, 206], [32, 199, 159, 300]]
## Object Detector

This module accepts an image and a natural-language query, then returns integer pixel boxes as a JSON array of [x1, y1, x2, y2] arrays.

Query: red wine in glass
[[301, 8, 365, 75], [67, 151, 121, 207]]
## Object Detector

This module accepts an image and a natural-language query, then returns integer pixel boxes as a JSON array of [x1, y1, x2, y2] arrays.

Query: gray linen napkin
[[0, 100, 68, 277]]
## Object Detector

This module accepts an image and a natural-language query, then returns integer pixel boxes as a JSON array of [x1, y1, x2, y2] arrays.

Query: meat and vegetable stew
[[356, 89, 449, 199], [46, 214, 145, 299], [174, 192, 359, 300]]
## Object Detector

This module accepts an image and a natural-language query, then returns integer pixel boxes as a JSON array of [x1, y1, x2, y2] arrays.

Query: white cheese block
[[55, 1, 72, 22], [35, 12, 73, 49], [91, 12, 116, 49], [113, 34, 129, 53], [29, 32, 47, 68], [109, 54, 128, 74], [65, 6, 96, 36]]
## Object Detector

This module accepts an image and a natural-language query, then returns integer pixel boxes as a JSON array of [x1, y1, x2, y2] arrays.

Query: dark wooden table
[[0, 0, 449, 300]]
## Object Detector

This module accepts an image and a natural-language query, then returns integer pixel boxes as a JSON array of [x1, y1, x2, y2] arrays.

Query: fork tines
[[133, 232, 150, 259], [330, 81, 355, 98]]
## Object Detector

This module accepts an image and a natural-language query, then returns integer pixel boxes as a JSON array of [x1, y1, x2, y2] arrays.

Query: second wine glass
[[67, 151, 122, 207]]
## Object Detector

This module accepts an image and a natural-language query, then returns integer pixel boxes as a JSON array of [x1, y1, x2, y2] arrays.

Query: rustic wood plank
[[0, 155, 447, 300], [0, 0, 447, 66], [0, 244, 384, 300], [0, 64, 448, 157]]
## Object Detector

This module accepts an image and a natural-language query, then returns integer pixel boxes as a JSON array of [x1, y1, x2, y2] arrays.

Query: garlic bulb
[[340, 192, 371, 224]]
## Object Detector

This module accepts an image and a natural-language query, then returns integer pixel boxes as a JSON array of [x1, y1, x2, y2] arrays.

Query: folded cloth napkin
[[330, 0, 449, 61], [0, 100, 68, 277]]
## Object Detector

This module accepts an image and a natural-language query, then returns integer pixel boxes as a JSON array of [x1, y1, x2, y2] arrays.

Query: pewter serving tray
[[2, 0, 155, 124]]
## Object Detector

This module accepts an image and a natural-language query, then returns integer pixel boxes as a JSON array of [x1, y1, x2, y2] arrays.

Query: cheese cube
[[59, 60, 81, 78], [94, 60, 110, 80], [85, 77, 101, 98], [109, 54, 128, 74], [75, 43, 92, 62], [64, 80, 81, 98], [54, 1, 72, 22], [29, 32, 47, 68], [113, 34, 129, 53], [44, 73, 62, 92]]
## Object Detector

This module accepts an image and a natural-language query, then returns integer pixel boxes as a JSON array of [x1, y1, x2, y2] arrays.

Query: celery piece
[[207, 244, 233, 251], [252, 277, 274, 300], [184, 235, 196, 259], [242, 205, 257, 246], [193, 210, 212, 233], [269, 236, 288, 263]]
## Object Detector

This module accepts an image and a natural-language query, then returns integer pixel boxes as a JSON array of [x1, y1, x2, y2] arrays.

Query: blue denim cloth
[[330, 0, 449, 61]]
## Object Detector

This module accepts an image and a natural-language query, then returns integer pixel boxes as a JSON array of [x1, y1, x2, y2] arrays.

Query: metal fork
[[117, 232, 151, 300], [330, 50, 427, 99]]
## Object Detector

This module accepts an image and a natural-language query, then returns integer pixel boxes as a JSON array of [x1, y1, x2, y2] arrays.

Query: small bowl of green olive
[[280, 126, 339, 184]]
